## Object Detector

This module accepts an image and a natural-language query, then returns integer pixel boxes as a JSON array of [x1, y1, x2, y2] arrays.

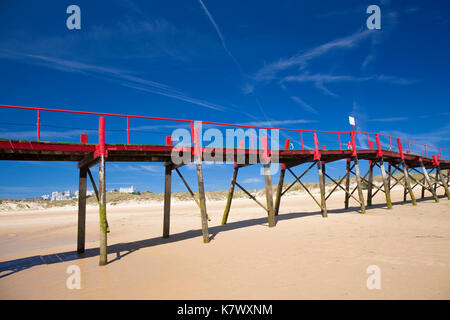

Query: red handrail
[[0, 104, 448, 160]]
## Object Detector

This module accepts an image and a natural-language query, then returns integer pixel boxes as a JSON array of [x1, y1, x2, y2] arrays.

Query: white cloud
[[290, 96, 318, 114]]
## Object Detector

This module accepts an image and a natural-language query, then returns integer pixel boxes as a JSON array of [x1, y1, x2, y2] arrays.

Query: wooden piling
[[421, 162, 439, 202], [402, 160, 417, 206], [98, 155, 108, 265], [353, 157, 365, 214], [388, 162, 391, 191], [317, 161, 327, 217], [163, 163, 172, 238], [421, 177, 425, 199], [196, 160, 210, 243], [437, 165, 450, 199], [344, 159, 350, 209], [77, 167, 87, 254], [264, 163, 275, 227], [378, 158, 392, 209], [367, 161, 373, 206], [274, 165, 286, 216], [222, 165, 239, 224]]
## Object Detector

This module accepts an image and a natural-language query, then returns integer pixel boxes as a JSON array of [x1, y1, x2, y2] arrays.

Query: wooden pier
[[0, 104, 449, 266]]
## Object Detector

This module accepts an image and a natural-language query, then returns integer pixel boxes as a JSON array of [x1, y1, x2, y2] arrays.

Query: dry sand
[[0, 186, 449, 299]]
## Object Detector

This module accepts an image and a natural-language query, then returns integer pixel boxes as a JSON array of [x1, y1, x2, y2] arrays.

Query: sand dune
[[0, 186, 449, 299]]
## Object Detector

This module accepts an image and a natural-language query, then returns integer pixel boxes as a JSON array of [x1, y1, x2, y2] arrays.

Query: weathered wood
[[175, 168, 200, 207], [324, 171, 361, 204], [281, 162, 316, 196], [264, 163, 276, 227], [77, 167, 87, 253], [420, 162, 439, 202], [421, 176, 425, 199], [353, 157, 365, 214], [98, 156, 108, 265], [367, 161, 374, 206], [325, 171, 349, 201], [195, 160, 210, 243], [436, 165, 450, 199], [434, 168, 439, 193], [274, 166, 286, 216], [78, 152, 99, 169], [344, 159, 350, 209], [402, 160, 417, 206], [388, 162, 391, 191], [317, 161, 327, 217], [235, 181, 268, 211], [287, 167, 322, 209], [222, 165, 239, 224], [87, 168, 99, 201], [163, 164, 172, 238], [378, 158, 392, 209]]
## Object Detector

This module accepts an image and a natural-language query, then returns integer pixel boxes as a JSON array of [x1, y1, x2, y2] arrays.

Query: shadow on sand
[[0, 196, 442, 278]]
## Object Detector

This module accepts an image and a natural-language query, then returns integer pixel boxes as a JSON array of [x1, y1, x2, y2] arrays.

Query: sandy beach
[[0, 186, 449, 299]]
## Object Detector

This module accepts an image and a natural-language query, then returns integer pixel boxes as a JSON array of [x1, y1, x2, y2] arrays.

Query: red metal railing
[[0, 104, 448, 160]]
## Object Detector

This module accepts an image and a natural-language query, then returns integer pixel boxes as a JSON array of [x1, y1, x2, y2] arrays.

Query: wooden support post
[[222, 165, 239, 224], [420, 162, 439, 202], [77, 167, 87, 254], [264, 163, 275, 227], [274, 165, 286, 216], [163, 164, 172, 238], [98, 156, 108, 265], [402, 160, 417, 206], [378, 158, 392, 209], [436, 166, 450, 200], [367, 161, 373, 206], [344, 159, 351, 209], [196, 160, 210, 243], [434, 168, 439, 194], [403, 181, 407, 202], [388, 162, 391, 190], [353, 157, 366, 214], [421, 176, 426, 199], [317, 161, 327, 217]]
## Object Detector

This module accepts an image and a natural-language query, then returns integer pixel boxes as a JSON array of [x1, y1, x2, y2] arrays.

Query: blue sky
[[0, 0, 449, 199]]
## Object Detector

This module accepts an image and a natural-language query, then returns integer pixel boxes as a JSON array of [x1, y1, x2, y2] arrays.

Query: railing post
[[350, 131, 357, 157], [338, 132, 341, 150], [37, 109, 40, 141], [300, 131, 304, 150], [127, 116, 130, 144]]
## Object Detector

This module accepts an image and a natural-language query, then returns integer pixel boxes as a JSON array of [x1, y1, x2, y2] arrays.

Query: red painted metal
[[284, 139, 290, 150], [300, 131, 304, 150], [397, 138, 404, 159], [193, 127, 201, 157], [313, 132, 320, 160], [127, 116, 130, 144], [37, 109, 40, 141], [80, 134, 88, 144], [261, 136, 270, 161], [0, 104, 448, 160], [338, 132, 341, 150], [165, 136, 173, 145], [350, 131, 357, 157], [375, 134, 382, 157]]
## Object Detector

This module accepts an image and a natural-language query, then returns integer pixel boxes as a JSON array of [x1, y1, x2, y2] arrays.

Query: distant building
[[119, 186, 136, 193]]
